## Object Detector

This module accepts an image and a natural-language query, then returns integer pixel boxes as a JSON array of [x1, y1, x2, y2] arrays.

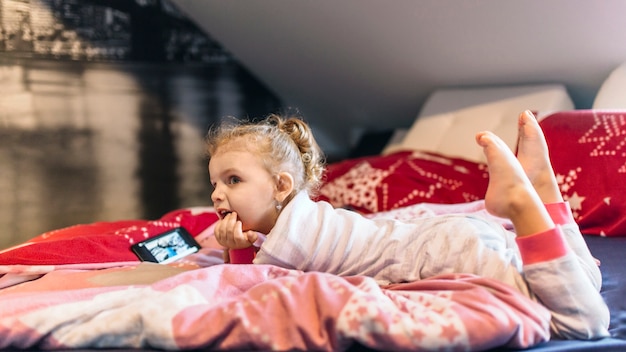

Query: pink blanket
[[0, 262, 549, 351], [0, 202, 549, 350]]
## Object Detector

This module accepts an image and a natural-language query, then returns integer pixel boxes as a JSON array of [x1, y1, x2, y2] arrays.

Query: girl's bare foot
[[516, 111, 563, 204], [476, 130, 554, 237]]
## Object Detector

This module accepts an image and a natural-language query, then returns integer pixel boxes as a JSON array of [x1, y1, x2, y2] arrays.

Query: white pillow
[[382, 85, 574, 157], [417, 85, 572, 117], [593, 62, 626, 109], [387, 88, 574, 163]]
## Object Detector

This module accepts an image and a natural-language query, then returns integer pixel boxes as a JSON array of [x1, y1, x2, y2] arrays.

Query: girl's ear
[[275, 172, 295, 202]]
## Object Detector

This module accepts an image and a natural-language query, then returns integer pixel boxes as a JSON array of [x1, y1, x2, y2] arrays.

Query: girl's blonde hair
[[205, 114, 326, 196]]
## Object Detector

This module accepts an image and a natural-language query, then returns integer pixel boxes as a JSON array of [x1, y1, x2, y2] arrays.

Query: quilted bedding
[[0, 202, 552, 351], [0, 262, 549, 351]]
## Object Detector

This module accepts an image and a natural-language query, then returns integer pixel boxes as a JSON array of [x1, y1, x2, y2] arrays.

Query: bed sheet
[[488, 235, 626, 352], [585, 235, 626, 340]]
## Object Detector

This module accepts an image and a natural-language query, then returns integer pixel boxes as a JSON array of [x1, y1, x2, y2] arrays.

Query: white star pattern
[[564, 192, 586, 218], [556, 167, 580, 194], [540, 111, 626, 235], [578, 112, 626, 173], [392, 158, 463, 209], [337, 280, 468, 349], [551, 112, 626, 224], [556, 168, 586, 219], [320, 161, 398, 213], [320, 151, 485, 213]]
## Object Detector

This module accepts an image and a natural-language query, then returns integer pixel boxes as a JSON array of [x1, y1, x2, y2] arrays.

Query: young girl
[[206, 111, 609, 340]]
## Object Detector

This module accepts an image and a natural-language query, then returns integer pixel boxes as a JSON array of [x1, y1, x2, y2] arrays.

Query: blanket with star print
[[0, 262, 550, 351], [0, 204, 551, 351]]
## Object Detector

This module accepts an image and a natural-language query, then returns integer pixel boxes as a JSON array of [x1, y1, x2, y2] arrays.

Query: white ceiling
[[171, 0, 626, 157]]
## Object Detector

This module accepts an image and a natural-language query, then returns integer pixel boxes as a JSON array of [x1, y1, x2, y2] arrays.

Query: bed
[[1, 66, 626, 351]]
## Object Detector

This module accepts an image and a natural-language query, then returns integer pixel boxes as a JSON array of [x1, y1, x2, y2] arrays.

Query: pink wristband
[[229, 247, 256, 264]]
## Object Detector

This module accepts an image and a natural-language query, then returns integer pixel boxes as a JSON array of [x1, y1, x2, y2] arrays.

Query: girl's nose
[[211, 184, 223, 203]]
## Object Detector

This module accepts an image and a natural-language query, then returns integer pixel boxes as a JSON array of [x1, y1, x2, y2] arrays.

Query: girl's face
[[209, 144, 281, 234]]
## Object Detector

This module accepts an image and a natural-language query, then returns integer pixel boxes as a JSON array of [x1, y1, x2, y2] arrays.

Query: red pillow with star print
[[539, 110, 626, 236], [317, 150, 489, 214]]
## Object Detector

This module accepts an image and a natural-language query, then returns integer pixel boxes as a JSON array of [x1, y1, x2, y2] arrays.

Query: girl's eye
[[228, 176, 241, 184]]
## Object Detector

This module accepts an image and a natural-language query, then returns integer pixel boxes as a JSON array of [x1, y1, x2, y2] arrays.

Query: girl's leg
[[515, 110, 563, 204], [475, 129, 554, 237], [515, 112, 602, 267]]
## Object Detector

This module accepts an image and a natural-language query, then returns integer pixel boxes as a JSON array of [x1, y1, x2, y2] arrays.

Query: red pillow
[[317, 150, 489, 214], [0, 208, 219, 265], [540, 110, 626, 236]]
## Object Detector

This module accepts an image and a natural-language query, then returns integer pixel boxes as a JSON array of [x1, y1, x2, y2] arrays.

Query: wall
[[0, 0, 282, 249], [172, 0, 626, 158]]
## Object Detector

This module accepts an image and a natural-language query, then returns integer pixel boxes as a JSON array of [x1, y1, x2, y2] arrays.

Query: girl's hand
[[214, 212, 258, 249]]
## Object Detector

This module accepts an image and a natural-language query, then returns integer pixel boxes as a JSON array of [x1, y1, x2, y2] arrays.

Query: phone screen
[[131, 227, 200, 264]]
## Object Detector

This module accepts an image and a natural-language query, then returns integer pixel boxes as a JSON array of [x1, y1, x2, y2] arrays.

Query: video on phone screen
[[144, 230, 198, 264]]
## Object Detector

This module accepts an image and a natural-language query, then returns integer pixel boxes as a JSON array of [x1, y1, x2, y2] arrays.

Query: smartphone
[[131, 227, 201, 264]]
